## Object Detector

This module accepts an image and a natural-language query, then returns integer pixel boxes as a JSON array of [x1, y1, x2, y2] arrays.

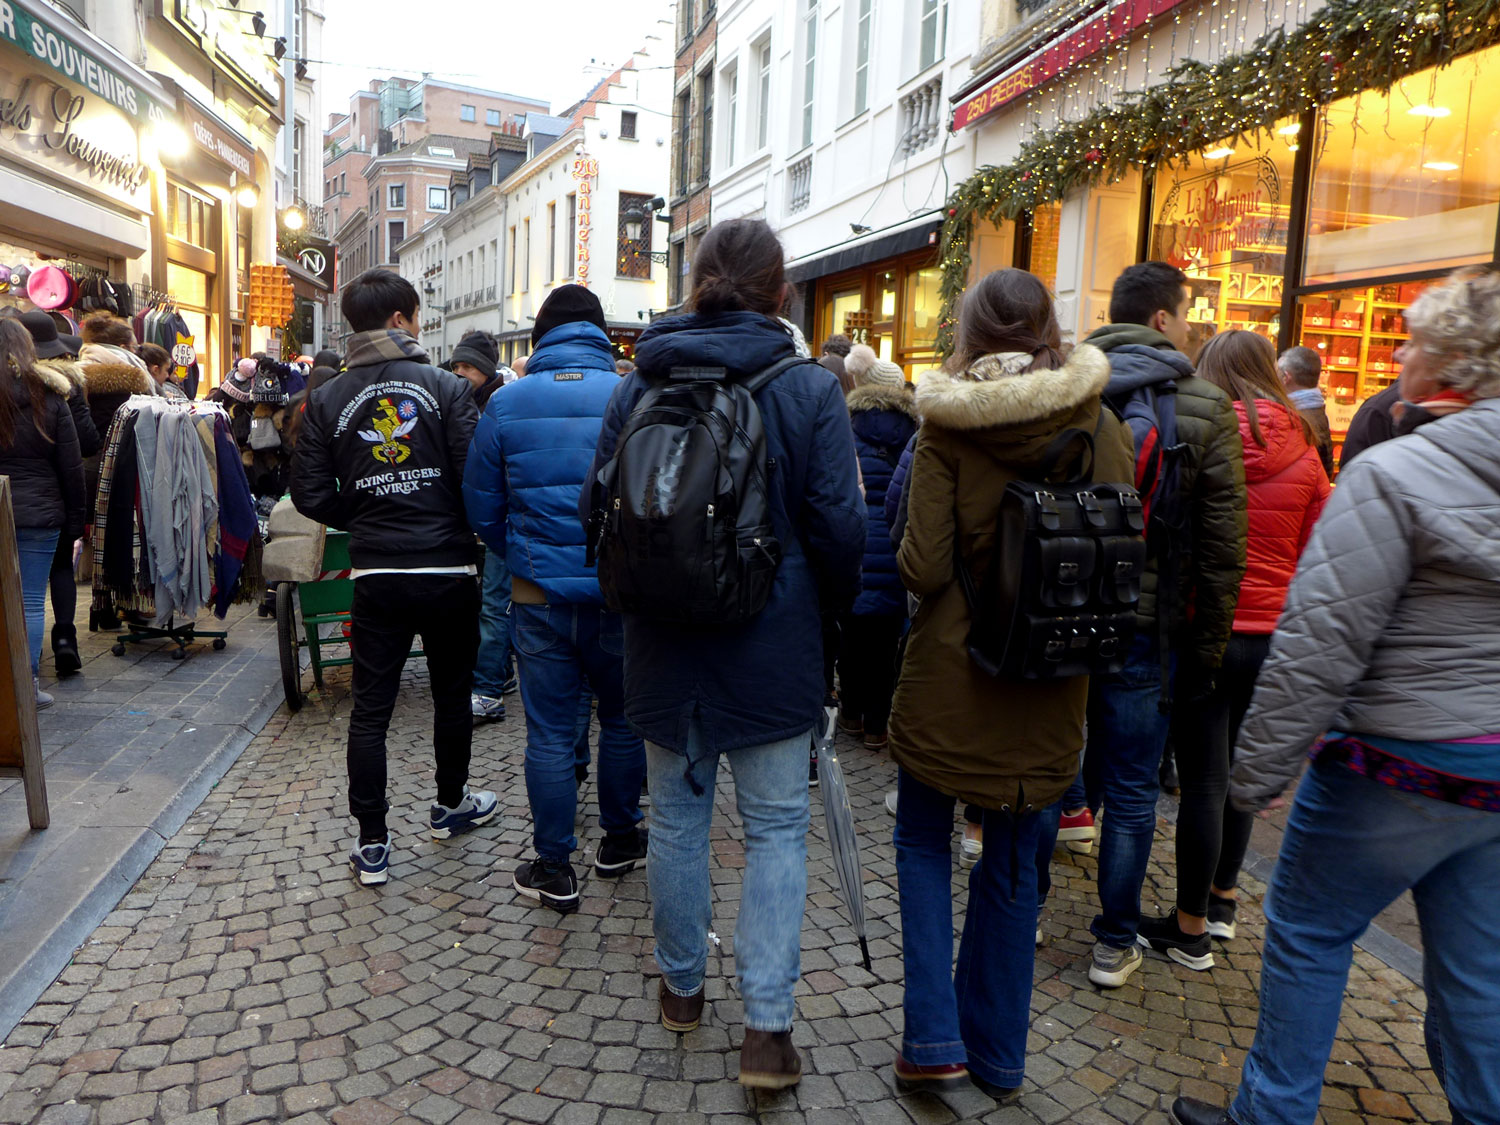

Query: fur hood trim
[[81, 362, 154, 397], [846, 382, 917, 418], [33, 358, 79, 398], [916, 345, 1110, 431]]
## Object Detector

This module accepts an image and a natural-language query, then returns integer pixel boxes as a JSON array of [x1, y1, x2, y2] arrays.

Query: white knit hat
[[846, 343, 906, 388]]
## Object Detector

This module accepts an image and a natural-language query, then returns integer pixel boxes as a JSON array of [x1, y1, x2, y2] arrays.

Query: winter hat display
[[531, 283, 608, 345], [19, 311, 68, 359], [0, 266, 10, 294], [252, 357, 291, 406], [845, 343, 907, 388], [450, 330, 499, 379], [26, 264, 71, 310], [221, 357, 257, 403]]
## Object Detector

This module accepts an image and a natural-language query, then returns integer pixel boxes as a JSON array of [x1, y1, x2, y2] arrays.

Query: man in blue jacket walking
[[463, 285, 646, 913]]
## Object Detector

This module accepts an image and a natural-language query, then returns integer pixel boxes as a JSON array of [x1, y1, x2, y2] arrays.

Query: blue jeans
[[16, 528, 61, 676], [575, 690, 593, 766], [895, 768, 1044, 1089], [473, 551, 514, 698], [1231, 762, 1500, 1125], [1084, 632, 1174, 948], [512, 603, 644, 861], [646, 722, 811, 1032]]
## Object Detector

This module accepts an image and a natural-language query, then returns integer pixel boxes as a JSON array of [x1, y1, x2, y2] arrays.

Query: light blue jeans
[[16, 528, 61, 676], [646, 723, 812, 1032], [473, 550, 513, 699], [1231, 761, 1500, 1125]]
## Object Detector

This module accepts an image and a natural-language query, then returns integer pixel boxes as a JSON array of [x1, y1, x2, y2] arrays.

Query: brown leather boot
[[659, 979, 704, 1033], [738, 1029, 802, 1089]]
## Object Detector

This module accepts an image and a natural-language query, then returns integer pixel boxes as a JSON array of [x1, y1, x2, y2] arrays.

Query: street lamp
[[281, 206, 305, 231], [623, 196, 670, 266]]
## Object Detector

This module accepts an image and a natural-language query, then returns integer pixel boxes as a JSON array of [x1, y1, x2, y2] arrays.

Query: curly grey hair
[[1404, 268, 1500, 399]]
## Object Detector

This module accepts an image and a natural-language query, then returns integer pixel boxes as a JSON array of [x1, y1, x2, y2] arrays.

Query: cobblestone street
[[0, 667, 1449, 1125]]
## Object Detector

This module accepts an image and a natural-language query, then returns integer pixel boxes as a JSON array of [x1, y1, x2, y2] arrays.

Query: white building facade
[[709, 0, 981, 375]]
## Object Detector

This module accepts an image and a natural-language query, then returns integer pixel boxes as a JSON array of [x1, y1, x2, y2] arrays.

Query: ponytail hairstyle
[[0, 317, 54, 446], [1195, 329, 1315, 448], [949, 268, 1067, 375], [689, 219, 788, 318]]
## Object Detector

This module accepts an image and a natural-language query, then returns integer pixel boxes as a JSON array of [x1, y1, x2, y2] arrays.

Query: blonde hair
[[1404, 268, 1500, 400]]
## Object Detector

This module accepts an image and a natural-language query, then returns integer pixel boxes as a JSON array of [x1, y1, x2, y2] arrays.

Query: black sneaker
[[513, 858, 580, 913], [1207, 894, 1238, 941], [1137, 913, 1214, 971], [809, 747, 820, 787], [1170, 1096, 1240, 1125], [594, 826, 648, 877]]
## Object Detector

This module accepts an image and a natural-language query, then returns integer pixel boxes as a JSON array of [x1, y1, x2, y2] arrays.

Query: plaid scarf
[[344, 329, 431, 370]]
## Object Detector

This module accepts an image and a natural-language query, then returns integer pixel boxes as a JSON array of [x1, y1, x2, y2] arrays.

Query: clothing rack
[[132, 281, 175, 311], [91, 396, 260, 659]]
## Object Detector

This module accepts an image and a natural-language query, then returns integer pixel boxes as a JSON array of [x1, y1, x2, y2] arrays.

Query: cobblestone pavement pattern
[[0, 664, 1450, 1125]]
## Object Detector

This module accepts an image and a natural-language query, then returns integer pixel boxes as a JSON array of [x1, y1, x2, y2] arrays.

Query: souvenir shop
[[943, 0, 1500, 466]]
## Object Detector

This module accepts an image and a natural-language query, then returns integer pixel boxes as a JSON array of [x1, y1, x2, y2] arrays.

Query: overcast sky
[[318, 0, 675, 119]]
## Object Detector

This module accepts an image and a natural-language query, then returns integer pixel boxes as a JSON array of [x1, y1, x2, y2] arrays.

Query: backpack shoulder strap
[[740, 356, 809, 396]]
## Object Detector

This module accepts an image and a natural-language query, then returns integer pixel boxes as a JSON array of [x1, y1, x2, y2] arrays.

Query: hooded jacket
[[1231, 399, 1500, 809], [1085, 323, 1248, 670], [1232, 399, 1331, 634], [291, 330, 479, 570], [463, 321, 619, 604], [888, 346, 1135, 810], [847, 382, 918, 616], [0, 366, 86, 537], [77, 346, 154, 441], [37, 357, 101, 459], [585, 310, 865, 756]]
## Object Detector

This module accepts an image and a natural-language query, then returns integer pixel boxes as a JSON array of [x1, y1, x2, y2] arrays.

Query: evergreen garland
[[935, 0, 1500, 355]]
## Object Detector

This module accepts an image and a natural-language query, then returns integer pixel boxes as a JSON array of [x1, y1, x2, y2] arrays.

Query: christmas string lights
[[935, 0, 1496, 356]]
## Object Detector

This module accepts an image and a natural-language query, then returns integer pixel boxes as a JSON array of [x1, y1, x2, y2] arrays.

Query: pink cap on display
[[27, 265, 72, 310]]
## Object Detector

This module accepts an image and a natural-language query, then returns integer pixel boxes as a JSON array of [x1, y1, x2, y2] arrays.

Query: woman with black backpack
[[887, 268, 1134, 1101], [587, 218, 865, 1090]]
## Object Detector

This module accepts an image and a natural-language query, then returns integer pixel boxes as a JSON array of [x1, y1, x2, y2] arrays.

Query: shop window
[[901, 264, 942, 375], [1151, 129, 1298, 345], [1305, 43, 1500, 284], [617, 192, 654, 280], [824, 285, 866, 346], [1028, 202, 1062, 294]]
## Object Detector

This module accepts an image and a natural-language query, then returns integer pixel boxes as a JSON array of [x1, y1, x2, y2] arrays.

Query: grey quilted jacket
[[1231, 399, 1500, 810]]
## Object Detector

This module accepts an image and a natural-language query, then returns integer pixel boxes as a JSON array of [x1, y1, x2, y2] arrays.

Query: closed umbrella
[[816, 706, 871, 970]]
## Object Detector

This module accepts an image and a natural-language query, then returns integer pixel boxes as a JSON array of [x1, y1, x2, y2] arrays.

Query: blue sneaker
[[501, 673, 519, 696], [471, 693, 506, 723], [430, 786, 499, 840], [350, 835, 391, 885]]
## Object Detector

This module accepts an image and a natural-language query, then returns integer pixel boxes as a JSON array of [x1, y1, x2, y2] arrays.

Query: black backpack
[[587, 357, 804, 625], [956, 423, 1146, 679]]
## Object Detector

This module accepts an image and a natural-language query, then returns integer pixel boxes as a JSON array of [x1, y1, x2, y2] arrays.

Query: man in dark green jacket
[[1069, 262, 1248, 990]]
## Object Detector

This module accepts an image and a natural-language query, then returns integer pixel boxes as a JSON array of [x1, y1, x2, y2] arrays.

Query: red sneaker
[[893, 1054, 970, 1092], [1057, 807, 1097, 854]]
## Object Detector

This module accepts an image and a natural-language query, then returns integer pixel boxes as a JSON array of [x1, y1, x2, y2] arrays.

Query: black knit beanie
[[450, 331, 499, 379], [532, 284, 607, 346]]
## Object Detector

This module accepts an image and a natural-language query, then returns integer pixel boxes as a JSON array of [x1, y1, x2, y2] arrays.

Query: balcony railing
[[786, 153, 812, 214], [486, 285, 496, 301], [897, 77, 944, 158]]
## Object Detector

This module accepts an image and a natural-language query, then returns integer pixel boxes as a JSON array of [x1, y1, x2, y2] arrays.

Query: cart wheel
[[171, 647, 186, 660], [276, 582, 304, 713], [212, 638, 226, 651], [111, 642, 126, 657]]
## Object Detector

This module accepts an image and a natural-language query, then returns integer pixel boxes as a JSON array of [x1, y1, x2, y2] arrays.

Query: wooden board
[[0, 477, 48, 828]]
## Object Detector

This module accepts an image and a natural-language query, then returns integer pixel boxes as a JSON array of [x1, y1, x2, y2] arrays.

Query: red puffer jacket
[[1233, 398, 1332, 633]]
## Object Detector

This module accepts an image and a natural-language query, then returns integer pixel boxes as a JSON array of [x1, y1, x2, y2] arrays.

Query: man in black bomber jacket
[[291, 269, 498, 886]]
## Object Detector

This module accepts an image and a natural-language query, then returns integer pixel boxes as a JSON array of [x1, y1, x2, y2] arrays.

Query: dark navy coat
[[846, 383, 917, 616], [584, 311, 866, 757]]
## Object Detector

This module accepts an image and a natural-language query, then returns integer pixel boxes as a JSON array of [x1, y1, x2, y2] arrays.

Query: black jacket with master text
[[290, 329, 480, 569]]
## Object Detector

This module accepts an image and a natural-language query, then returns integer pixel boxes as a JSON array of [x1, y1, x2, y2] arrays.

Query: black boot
[[1159, 743, 1180, 796], [1169, 1096, 1239, 1125], [52, 623, 82, 676], [89, 604, 121, 632]]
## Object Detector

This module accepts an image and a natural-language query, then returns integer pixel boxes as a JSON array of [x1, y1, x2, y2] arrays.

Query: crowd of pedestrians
[[276, 232, 1500, 1122]]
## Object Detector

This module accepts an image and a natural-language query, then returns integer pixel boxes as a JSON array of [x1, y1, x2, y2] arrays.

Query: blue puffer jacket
[[585, 310, 866, 756], [846, 384, 917, 616], [884, 431, 919, 547], [464, 321, 619, 604]]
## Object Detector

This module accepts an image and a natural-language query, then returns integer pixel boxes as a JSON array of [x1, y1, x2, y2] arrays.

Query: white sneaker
[[471, 693, 506, 722], [960, 836, 982, 869], [884, 791, 898, 817], [34, 678, 53, 710], [1088, 940, 1144, 988]]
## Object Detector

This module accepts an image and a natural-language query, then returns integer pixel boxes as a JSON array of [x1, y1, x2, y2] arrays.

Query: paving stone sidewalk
[[0, 594, 283, 1037], [0, 663, 1452, 1125]]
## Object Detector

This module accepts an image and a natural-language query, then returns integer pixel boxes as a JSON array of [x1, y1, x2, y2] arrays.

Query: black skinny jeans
[[837, 611, 905, 736], [50, 535, 78, 635], [347, 573, 480, 839], [1172, 632, 1271, 917]]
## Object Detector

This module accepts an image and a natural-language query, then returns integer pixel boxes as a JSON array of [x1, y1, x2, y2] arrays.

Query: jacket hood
[[79, 359, 154, 397], [916, 344, 1110, 434], [1237, 398, 1308, 482], [33, 358, 79, 398], [1086, 322, 1177, 353], [1408, 398, 1500, 495], [846, 382, 916, 418], [635, 310, 801, 379], [527, 321, 616, 374]]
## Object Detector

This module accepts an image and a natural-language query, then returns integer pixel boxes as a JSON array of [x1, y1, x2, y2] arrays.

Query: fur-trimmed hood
[[846, 381, 917, 418], [33, 357, 80, 398], [79, 359, 154, 397], [915, 344, 1110, 432]]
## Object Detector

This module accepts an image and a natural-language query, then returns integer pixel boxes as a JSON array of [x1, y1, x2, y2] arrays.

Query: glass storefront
[[813, 249, 945, 379]]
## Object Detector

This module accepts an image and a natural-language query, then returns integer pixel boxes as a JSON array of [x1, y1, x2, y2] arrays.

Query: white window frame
[[755, 37, 772, 153], [486, 108, 501, 126], [460, 104, 476, 123], [723, 63, 739, 167], [427, 185, 448, 211], [918, 0, 946, 73], [853, 0, 873, 116], [388, 183, 406, 210], [800, 0, 818, 151]]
